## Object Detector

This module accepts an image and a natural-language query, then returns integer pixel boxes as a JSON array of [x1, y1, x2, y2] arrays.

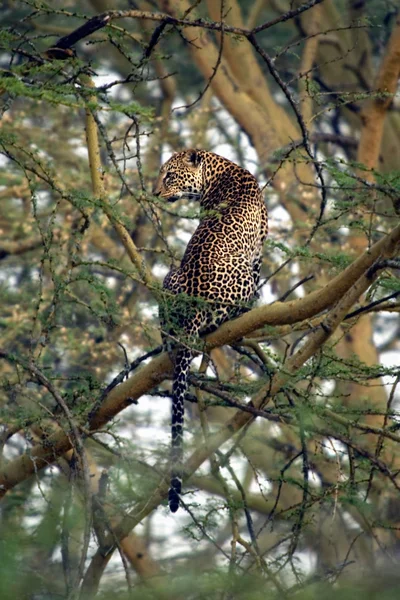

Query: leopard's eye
[[164, 172, 173, 184]]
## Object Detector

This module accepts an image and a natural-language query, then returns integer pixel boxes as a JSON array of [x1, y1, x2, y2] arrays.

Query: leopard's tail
[[169, 347, 193, 513]]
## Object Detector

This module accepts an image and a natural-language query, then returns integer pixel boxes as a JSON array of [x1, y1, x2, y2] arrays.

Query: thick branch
[[298, 3, 321, 127], [358, 15, 400, 177]]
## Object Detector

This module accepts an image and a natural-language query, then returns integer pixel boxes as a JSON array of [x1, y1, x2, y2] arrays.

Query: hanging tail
[[169, 347, 193, 513]]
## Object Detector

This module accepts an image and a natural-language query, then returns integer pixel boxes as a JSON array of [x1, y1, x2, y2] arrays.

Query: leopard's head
[[153, 149, 204, 202]]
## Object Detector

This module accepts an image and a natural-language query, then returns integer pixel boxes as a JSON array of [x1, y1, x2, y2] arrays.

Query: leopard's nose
[[153, 177, 162, 196]]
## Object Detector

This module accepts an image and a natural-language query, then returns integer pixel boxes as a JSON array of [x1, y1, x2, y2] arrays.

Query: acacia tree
[[0, 1, 400, 598]]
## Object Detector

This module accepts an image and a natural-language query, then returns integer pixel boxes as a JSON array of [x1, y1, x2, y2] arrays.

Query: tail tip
[[168, 476, 181, 513], [168, 487, 180, 513]]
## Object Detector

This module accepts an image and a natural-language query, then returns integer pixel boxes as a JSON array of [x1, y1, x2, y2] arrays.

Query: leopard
[[153, 149, 268, 512]]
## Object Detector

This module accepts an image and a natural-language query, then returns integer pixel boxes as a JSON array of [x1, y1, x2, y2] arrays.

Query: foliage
[[0, 1, 400, 599]]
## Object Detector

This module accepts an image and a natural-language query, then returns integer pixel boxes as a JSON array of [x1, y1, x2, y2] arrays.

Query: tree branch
[[47, 1, 326, 53], [358, 15, 400, 178], [82, 74, 156, 290]]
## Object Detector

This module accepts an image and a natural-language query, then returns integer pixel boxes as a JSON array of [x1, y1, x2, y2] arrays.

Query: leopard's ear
[[184, 149, 203, 168]]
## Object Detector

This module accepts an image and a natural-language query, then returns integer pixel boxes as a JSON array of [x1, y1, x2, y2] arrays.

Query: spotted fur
[[154, 149, 268, 512]]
